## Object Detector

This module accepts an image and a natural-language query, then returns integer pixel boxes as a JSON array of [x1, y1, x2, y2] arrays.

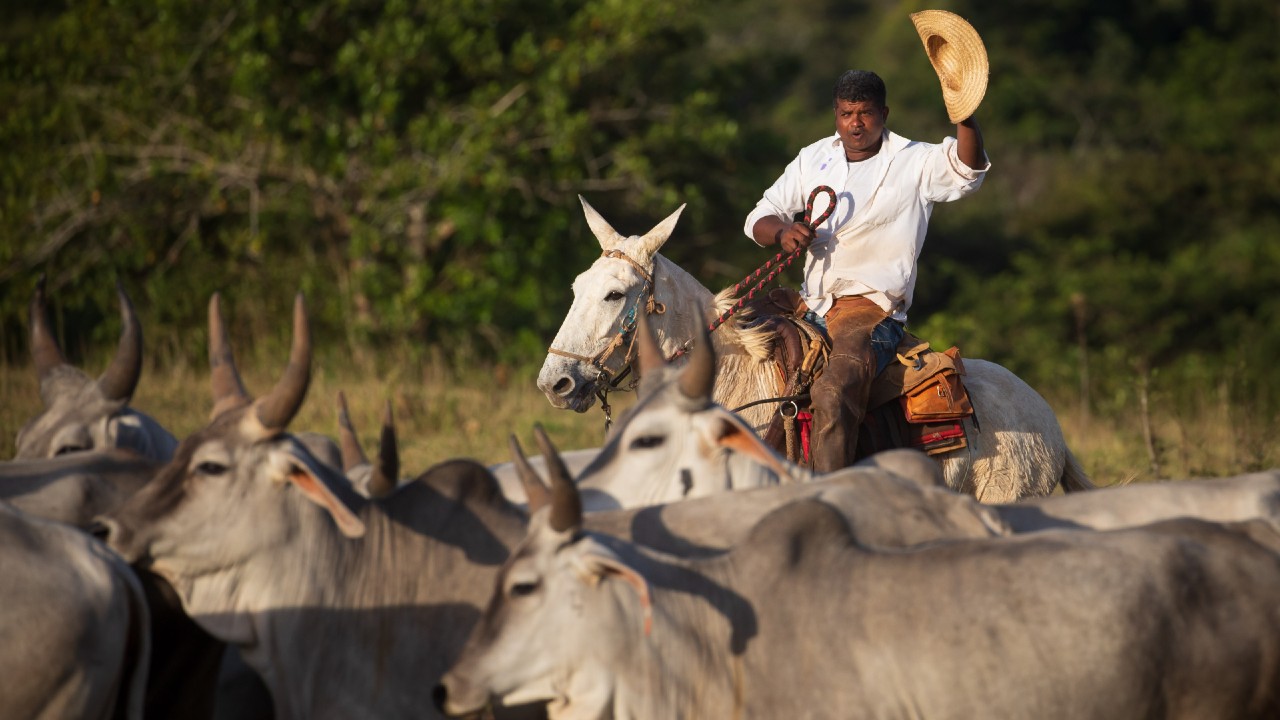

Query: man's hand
[[753, 216, 815, 253], [778, 221, 815, 254]]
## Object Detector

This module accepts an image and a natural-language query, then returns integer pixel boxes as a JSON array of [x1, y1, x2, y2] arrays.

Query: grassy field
[[3, 350, 1276, 485]]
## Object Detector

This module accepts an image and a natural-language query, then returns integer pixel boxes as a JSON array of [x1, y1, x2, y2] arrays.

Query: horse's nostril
[[551, 377, 573, 395]]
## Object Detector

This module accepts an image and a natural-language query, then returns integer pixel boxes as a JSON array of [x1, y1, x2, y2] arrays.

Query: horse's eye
[[55, 444, 88, 456], [629, 435, 665, 450], [510, 581, 540, 598], [605, 291, 625, 302]]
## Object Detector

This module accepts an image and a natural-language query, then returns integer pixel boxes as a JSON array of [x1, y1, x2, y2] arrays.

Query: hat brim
[[910, 10, 989, 123]]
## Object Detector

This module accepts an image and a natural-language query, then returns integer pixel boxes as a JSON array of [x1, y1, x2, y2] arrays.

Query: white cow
[[0, 501, 151, 719], [537, 197, 1093, 501], [437, 481, 1280, 719], [100, 293, 1009, 720], [16, 278, 177, 461]]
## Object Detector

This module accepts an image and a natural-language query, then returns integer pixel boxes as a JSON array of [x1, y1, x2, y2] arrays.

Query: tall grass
[[3, 348, 1275, 484], [0, 349, 628, 472]]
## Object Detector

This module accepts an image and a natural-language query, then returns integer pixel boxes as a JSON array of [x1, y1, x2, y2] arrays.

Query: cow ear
[[700, 409, 797, 480], [278, 446, 367, 538], [575, 540, 652, 636]]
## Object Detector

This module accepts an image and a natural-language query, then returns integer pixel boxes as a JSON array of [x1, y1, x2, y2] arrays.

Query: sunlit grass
[[3, 351, 1275, 485]]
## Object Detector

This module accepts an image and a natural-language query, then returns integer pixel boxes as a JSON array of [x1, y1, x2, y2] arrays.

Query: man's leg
[[808, 299, 886, 473]]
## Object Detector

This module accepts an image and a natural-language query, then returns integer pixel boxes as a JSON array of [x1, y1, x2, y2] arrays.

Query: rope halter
[[547, 249, 667, 430]]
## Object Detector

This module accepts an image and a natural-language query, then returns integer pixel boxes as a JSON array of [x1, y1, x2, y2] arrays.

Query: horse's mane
[[711, 286, 775, 364]]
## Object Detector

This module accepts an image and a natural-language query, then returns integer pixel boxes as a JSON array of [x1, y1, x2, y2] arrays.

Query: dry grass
[[0, 352, 630, 471], [3, 352, 1275, 484]]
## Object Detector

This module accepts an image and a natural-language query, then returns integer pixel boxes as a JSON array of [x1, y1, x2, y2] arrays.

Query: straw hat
[[909, 10, 989, 123]]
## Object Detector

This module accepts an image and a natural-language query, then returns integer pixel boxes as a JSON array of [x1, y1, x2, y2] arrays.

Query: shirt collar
[[826, 129, 903, 161]]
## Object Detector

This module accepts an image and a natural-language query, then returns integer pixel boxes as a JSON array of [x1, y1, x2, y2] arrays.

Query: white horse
[[537, 197, 1094, 503]]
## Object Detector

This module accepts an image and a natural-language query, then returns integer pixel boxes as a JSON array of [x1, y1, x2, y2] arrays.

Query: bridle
[[547, 249, 669, 431], [548, 186, 836, 434]]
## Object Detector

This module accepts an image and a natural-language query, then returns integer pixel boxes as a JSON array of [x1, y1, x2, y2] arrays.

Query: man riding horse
[[744, 12, 990, 473]]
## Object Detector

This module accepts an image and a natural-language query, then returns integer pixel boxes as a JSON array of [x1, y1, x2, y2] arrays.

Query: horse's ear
[[636, 203, 686, 260], [579, 195, 625, 251]]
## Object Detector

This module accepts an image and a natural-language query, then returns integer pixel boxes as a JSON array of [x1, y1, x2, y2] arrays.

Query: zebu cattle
[[575, 313, 1280, 539], [0, 438, 268, 720], [996, 470, 1280, 533], [16, 278, 177, 461], [99, 293, 1008, 720], [437, 481, 1280, 720], [335, 390, 399, 498], [0, 448, 158, 527], [537, 197, 1093, 501], [0, 501, 151, 720]]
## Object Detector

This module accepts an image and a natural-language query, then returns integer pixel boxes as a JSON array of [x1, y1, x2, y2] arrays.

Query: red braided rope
[[709, 185, 837, 333]]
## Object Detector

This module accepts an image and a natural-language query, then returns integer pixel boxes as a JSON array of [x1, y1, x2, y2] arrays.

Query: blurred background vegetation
[[2, 0, 1277, 477]]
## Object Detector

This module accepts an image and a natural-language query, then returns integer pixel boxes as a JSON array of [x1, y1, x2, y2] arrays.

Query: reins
[[708, 185, 837, 333]]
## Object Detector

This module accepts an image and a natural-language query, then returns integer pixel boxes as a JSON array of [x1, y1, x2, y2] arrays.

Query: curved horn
[[336, 391, 368, 472], [508, 434, 552, 512], [366, 400, 399, 498], [29, 275, 67, 381], [533, 424, 581, 532], [254, 293, 312, 432], [208, 293, 250, 418], [97, 280, 143, 402], [579, 195, 626, 251], [677, 321, 715, 404], [635, 310, 664, 377]]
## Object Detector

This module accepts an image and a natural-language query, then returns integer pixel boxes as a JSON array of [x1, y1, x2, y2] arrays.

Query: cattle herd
[[3, 278, 1280, 720]]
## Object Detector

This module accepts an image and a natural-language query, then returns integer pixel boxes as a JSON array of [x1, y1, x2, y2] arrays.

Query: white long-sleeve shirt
[[743, 129, 989, 322]]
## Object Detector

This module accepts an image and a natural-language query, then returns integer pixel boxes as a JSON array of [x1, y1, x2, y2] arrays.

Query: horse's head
[[538, 196, 685, 412]]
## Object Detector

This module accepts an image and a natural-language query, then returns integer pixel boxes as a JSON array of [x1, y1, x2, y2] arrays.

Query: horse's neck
[[651, 253, 781, 429]]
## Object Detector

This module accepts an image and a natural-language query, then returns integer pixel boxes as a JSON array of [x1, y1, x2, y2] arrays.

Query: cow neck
[[589, 536, 750, 718]]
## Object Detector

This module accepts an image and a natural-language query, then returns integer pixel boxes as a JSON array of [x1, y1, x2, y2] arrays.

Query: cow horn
[[366, 400, 399, 498], [533, 424, 581, 532], [507, 434, 552, 512], [29, 275, 67, 382], [677, 321, 715, 403], [254, 293, 312, 432], [208, 293, 251, 418], [336, 391, 368, 471], [97, 280, 143, 402], [635, 310, 664, 377]]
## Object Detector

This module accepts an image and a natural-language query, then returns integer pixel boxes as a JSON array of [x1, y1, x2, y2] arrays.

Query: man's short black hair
[[833, 70, 887, 108]]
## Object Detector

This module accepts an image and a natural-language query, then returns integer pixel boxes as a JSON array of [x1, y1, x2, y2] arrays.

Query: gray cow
[[16, 277, 177, 460], [437, 482, 1280, 720], [0, 500, 151, 720], [0, 447, 158, 527], [101, 293, 1009, 720]]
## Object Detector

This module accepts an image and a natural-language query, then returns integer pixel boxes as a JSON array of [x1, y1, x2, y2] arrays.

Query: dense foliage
[[3, 0, 1278, 421]]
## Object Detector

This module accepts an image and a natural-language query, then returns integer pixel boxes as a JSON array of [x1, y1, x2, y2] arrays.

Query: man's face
[[834, 99, 888, 161]]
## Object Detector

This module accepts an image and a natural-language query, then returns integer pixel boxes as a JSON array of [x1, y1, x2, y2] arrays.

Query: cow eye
[[55, 444, 89, 456], [196, 461, 229, 476], [605, 291, 625, 302], [629, 435, 665, 450], [510, 580, 540, 598]]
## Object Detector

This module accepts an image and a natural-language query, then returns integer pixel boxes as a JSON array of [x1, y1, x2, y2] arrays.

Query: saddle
[[744, 288, 975, 468]]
